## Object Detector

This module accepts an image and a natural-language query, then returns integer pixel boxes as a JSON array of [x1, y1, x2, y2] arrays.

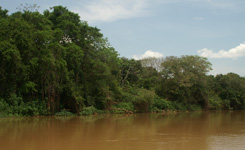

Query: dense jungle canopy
[[0, 6, 245, 116]]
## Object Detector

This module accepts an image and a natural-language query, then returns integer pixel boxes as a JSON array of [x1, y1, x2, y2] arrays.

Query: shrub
[[0, 95, 48, 116], [133, 89, 155, 112], [115, 102, 134, 111], [187, 104, 202, 111], [134, 100, 150, 112], [150, 96, 202, 112], [121, 90, 136, 103], [150, 97, 171, 112], [55, 110, 74, 116], [0, 99, 9, 117], [208, 95, 229, 110], [171, 101, 187, 111], [222, 99, 231, 109], [152, 97, 171, 109], [80, 106, 97, 115]]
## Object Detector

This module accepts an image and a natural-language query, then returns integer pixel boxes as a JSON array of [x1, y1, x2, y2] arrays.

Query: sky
[[1, 0, 245, 76]]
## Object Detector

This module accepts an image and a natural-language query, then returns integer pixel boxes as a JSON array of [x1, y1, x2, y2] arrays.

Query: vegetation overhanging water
[[0, 5, 245, 117]]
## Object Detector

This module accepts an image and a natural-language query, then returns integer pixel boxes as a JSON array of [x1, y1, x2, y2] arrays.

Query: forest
[[0, 5, 245, 116]]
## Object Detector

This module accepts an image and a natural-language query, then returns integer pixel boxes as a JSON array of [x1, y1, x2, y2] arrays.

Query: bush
[[121, 89, 136, 103], [55, 110, 74, 116], [171, 101, 187, 111], [0, 98, 9, 115], [0, 99, 8, 117], [222, 99, 231, 109], [187, 104, 202, 111], [0, 95, 48, 116], [149, 96, 202, 112], [115, 102, 134, 111], [80, 106, 97, 115], [150, 97, 171, 112], [156, 98, 171, 109], [208, 95, 230, 110], [134, 100, 150, 112], [133, 89, 155, 112]]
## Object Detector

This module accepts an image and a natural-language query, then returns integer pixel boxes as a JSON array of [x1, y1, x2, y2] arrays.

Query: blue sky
[[1, 0, 245, 76]]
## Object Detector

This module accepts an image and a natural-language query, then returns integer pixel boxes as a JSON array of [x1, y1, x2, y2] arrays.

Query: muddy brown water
[[0, 111, 245, 150]]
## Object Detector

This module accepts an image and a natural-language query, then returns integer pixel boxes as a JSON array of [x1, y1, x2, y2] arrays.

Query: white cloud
[[198, 43, 245, 59], [72, 0, 242, 23], [206, 0, 236, 9], [159, 0, 238, 9], [193, 17, 204, 20], [133, 50, 163, 60], [75, 0, 149, 23]]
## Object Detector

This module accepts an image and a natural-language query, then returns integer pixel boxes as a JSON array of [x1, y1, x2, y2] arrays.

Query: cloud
[[75, 0, 149, 23], [198, 43, 245, 59], [193, 17, 204, 20], [133, 50, 163, 60], [206, 0, 236, 9], [72, 0, 242, 23]]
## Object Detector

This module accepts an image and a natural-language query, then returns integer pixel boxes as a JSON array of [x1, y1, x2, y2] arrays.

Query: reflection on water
[[0, 111, 245, 150]]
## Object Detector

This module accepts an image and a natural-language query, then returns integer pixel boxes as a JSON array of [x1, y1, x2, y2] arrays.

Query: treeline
[[0, 6, 245, 116]]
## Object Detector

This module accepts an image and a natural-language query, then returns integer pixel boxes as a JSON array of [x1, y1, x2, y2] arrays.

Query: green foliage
[[157, 55, 212, 108], [0, 98, 9, 117], [0, 5, 123, 115], [208, 95, 224, 110], [0, 5, 245, 117], [119, 58, 143, 87], [0, 95, 47, 116], [115, 102, 134, 111], [133, 89, 155, 112], [187, 104, 202, 111], [171, 101, 187, 111], [150, 96, 202, 112], [22, 81, 37, 94], [150, 96, 171, 111], [55, 110, 74, 116], [208, 73, 245, 110], [80, 106, 97, 115], [208, 95, 230, 110]]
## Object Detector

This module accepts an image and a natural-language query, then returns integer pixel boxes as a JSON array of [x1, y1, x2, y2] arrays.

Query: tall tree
[[157, 55, 212, 108], [211, 73, 245, 109]]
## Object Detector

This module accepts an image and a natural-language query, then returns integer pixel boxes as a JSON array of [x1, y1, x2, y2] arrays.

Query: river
[[0, 111, 245, 150]]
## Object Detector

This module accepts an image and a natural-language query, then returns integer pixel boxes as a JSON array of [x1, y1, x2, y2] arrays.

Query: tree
[[140, 57, 163, 71], [119, 58, 143, 87], [157, 55, 212, 108], [211, 73, 245, 109], [1, 5, 245, 116]]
